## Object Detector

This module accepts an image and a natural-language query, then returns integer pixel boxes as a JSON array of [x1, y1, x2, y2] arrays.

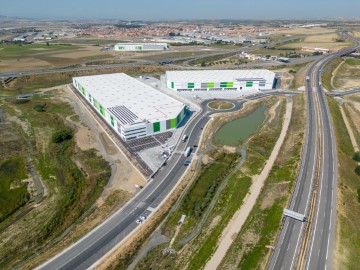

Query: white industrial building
[[73, 73, 185, 141], [114, 43, 168, 51], [165, 70, 275, 92]]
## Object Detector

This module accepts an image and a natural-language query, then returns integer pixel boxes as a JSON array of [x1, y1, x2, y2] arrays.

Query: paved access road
[[268, 31, 360, 270]]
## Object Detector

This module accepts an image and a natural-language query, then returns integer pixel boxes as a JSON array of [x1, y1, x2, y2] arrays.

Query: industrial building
[[165, 70, 275, 92], [301, 46, 330, 54], [73, 73, 185, 141], [114, 43, 168, 51]]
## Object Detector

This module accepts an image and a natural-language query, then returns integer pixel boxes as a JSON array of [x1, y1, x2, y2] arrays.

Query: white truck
[[283, 208, 306, 222], [306, 76, 310, 81], [182, 134, 188, 142], [184, 147, 191, 157]]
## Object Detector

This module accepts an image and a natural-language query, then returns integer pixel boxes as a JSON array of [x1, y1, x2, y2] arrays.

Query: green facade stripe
[[100, 105, 105, 117], [246, 82, 253, 87], [153, 122, 160, 132], [110, 115, 115, 127], [227, 82, 234, 87], [94, 99, 100, 110], [207, 82, 215, 88], [170, 118, 176, 128], [187, 82, 195, 88], [171, 82, 174, 89]]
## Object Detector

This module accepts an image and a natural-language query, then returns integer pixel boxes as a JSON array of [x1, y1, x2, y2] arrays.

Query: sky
[[0, 0, 359, 20]]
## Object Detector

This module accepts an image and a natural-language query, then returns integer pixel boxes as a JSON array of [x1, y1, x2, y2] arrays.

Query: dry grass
[[333, 59, 360, 90], [277, 28, 335, 35]]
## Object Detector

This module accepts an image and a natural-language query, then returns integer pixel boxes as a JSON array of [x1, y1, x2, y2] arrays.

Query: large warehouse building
[[165, 70, 275, 92], [73, 73, 185, 141], [114, 43, 168, 52]]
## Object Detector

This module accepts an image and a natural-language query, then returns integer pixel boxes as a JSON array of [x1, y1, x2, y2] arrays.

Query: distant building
[[114, 43, 168, 52], [301, 46, 330, 54], [166, 70, 275, 92], [13, 36, 26, 42], [73, 73, 185, 141]]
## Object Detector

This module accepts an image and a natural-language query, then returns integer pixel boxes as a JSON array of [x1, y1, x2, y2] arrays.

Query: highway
[[268, 31, 360, 270]]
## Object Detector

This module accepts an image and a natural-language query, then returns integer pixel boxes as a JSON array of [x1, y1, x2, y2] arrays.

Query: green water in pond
[[214, 106, 266, 146]]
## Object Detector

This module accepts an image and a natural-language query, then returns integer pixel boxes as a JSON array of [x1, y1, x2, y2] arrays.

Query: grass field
[[333, 57, 360, 90], [219, 94, 305, 269], [55, 39, 127, 45], [0, 43, 113, 72], [208, 101, 234, 110], [328, 98, 360, 269], [321, 56, 343, 91], [0, 157, 29, 223], [0, 44, 80, 60], [0, 95, 111, 269]]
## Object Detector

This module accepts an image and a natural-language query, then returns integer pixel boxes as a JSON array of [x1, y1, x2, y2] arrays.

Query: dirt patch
[[74, 125, 97, 151], [54, 49, 107, 59], [99, 132, 117, 155], [260, 181, 290, 210], [0, 58, 51, 73], [223, 145, 237, 153]]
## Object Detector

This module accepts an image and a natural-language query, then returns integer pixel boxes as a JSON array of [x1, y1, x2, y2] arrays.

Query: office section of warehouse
[[72, 73, 185, 141], [114, 43, 168, 51], [165, 69, 276, 92]]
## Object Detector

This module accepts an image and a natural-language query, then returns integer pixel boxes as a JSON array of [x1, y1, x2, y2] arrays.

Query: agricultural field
[[132, 50, 214, 61], [276, 32, 353, 52], [0, 43, 113, 72]]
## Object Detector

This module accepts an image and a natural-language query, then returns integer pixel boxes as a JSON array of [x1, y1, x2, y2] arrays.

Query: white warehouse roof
[[166, 69, 275, 82], [74, 73, 184, 123]]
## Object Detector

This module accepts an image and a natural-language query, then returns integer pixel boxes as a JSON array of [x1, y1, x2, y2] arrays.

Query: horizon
[[0, 0, 359, 21]]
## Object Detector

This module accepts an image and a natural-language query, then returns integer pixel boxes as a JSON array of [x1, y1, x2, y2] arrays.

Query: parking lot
[[127, 131, 173, 152]]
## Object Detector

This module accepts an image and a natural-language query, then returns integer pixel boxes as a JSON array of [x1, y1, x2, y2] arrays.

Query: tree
[[52, 129, 73, 144]]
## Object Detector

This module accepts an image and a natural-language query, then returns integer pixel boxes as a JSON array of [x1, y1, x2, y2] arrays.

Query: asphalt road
[[326, 88, 360, 97], [268, 31, 360, 270]]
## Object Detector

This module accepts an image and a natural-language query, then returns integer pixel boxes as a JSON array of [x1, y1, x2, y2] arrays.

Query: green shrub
[[355, 165, 360, 176], [33, 103, 46, 112], [15, 99, 30, 104], [353, 152, 360, 162], [52, 129, 73, 143]]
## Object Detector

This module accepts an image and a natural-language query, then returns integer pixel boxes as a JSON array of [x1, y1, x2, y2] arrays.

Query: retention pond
[[214, 105, 266, 146]]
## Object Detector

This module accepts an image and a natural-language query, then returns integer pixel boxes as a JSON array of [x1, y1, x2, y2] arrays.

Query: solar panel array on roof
[[108, 105, 140, 126]]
